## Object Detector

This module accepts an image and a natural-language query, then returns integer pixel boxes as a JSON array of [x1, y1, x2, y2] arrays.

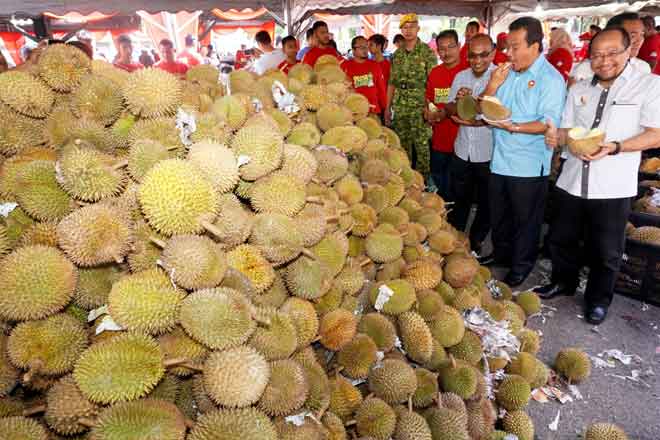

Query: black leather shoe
[[504, 271, 527, 288], [585, 305, 608, 325], [534, 282, 576, 300], [477, 253, 496, 266]]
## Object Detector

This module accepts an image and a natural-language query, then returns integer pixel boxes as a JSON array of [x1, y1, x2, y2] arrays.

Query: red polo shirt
[[302, 46, 344, 67], [113, 61, 143, 72], [639, 34, 660, 66], [155, 60, 189, 75], [376, 59, 391, 86], [426, 62, 467, 153], [547, 47, 573, 82], [178, 50, 202, 67], [493, 50, 508, 65], [342, 59, 387, 114], [278, 59, 298, 74]]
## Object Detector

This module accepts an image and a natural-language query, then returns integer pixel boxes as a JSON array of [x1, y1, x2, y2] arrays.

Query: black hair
[[590, 24, 602, 32], [466, 21, 480, 31], [117, 34, 132, 46], [185, 34, 195, 47], [312, 21, 328, 32], [606, 12, 640, 29], [351, 36, 366, 49], [306, 28, 314, 40], [368, 34, 387, 51], [588, 27, 631, 56], [282, 35, 297, 47], [159, 39, 174, 48], [67, 41, 93, 59], [509, 16, 544, 52], [393, 34, 404, 45], [642, 16, 656, 28], [436, 29, 459, 46], [255, 30, 272, 45]]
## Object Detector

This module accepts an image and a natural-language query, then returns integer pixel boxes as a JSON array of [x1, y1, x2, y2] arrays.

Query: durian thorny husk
[[0, 43, 583, 440]]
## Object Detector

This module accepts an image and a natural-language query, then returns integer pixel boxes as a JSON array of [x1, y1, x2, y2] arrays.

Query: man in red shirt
[[235, 44, 248, 70], [342, 36, 387, 115], [278, 35, 299, 74], [113, 34, 143, 72], [459, 21, 481, 64], [425, 29, 468, 199], [177, 34, 202, 67], [639, 16, 660, 69], [368, 33, 391, 85], [302, 21, 343, 67], [493, 32, 509, 65], [155, 39, 188, 75]]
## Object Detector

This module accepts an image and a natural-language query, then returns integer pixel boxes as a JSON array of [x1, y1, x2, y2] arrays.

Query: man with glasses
[[342, 36, 387, 116], [385, 14, 437, 181], [536, 28, 660, 324], [479, 17, 566, 288], [443, 34, 496, 256], [424, 30, 468, 197]]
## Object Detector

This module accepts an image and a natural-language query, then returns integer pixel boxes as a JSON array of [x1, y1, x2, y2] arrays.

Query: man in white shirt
[[537, 28, 660, 324], [444, 34, 495, 254], [251, 30, 285, 75], [571, 12, 650, 84]]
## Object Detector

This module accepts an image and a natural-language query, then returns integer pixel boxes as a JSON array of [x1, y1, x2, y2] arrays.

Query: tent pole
[[284, 0, 293, 35], [199, 17, 218, 42]]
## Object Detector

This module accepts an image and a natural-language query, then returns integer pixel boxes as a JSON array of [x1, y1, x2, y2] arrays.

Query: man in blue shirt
[[479, 16, 566, 287], [296, 28, 316, 61]]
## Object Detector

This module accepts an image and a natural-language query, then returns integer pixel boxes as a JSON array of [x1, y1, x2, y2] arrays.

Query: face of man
[[465, 25, 479, 41], [283, 40, 298, 59], [468, 37, 495, 75], [622, 19, 644, 57], [507, 27, 539, 71], [315, 26, 331, 46], [118, 42, 132, 61], [160, 43, 175, 62], [590, 30, 630, 82], [401, 22, 420, 42], [436, 36, 460, 66], [352, 37, 369, 61]]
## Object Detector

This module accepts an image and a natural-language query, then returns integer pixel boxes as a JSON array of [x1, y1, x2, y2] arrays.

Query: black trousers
[[489, 173, 549, 276], [549, 188, 631, 307], [448, 155, 491, 250]]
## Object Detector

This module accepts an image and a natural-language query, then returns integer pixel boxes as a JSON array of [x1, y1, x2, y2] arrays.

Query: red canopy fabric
[[0, 31, 25, 64], [360, 14, 392, 39], [211, 8, 269, 21]]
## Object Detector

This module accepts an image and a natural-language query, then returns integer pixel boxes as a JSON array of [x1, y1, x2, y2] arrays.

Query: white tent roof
[[500, 0, 660, 25]]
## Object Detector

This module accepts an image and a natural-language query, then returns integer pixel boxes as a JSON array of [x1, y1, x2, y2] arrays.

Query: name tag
[[354, 73, 374, 88], [434, 87, 450, 104]]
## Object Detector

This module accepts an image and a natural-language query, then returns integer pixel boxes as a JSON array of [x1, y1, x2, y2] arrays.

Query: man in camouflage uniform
[[385, 13, 437, 178]]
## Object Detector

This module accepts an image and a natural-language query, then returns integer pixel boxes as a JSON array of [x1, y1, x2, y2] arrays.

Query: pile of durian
[[0, 45, 624, 440]]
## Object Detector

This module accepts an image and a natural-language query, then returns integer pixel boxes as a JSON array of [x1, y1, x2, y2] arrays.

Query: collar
[[523, 54, 545, 77], [590, 61, 634, 87]]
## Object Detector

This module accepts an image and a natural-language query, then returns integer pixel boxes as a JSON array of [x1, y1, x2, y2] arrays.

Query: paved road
[[492, 260, 660, 439]]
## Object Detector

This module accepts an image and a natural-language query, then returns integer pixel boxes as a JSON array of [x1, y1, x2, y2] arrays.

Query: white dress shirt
[[558, 64, 660, 199], [448, 65, 495, 163], [252, 50, 285, 75]]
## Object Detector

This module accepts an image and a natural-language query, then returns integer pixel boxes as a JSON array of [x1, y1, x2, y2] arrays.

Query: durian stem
[[449, 354, 456, 369], [149, 236, 167, 249], [200, 221, 225, 240], [399, 231, 408, 238], [338, 209, 350, 216], [343, 224, 354, 234], [437, 392, 442, 409], [326, 215, 339, 223], [311, 336, 321, 343], [444, 201, 455, 206], [23, 405, 46, 417], [311, 177, 322, 185], [113, 254, 124, 264], [78, 418, 97, 428], [345, 420, 356, 426], [184, 418, 196, 429], [163, 357, 190, 368], [167, 145, 181, 151], [112, 160, 129, 170], [359, 257, 372, 267], [408, 397, 413, 413], [306, 196, 324, 205], [23, 360, 43, 384], [301, 248, 317, 260]]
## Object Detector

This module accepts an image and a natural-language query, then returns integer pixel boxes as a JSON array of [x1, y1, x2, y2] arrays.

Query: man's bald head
[[468, 33, 494, 51], [467, 33, 495, 75]]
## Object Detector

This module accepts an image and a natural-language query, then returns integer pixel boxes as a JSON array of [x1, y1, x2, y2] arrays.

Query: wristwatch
[[609, 141, 622, 155]]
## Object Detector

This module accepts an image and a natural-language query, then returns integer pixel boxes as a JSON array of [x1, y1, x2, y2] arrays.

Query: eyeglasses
[[591, 48, 627, 62], [437, 44, 458, 52], [468, 50, 493, 59]]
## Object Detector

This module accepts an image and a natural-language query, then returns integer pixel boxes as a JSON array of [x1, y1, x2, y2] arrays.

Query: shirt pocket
[[605, 104, 641, 142]]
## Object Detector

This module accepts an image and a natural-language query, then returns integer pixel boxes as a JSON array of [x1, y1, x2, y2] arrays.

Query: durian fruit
[[429, 230, 457, 254], [518, 328, 541, 354], [258, 358, 308, 416], [345, 93, 371, 120], [0, 70, 55, 118], [416, 289, 445, 322], [15, 160, 75, 221], [129, 117, 184, 152], [364, 184, 389, 213], [188, 141, 239, 194], [515, 291, 542, 316], [16, 220, 58, 248], [158, 326, 208, 377], [466, 397, 497, 440], [403, 258, 443, 290], [368, 358, 417, 404], [209, 193, 254, 247], [107, 268, 185, 335], [355, 397, 397, 440], [123, 68, 183, 118], [38, 44, 91, 92], [0, 335, 19, 397], [8, 313, 88, 378], [249, 309, 298, 360], [287, 122, 321, 147], [127, 219, 164, 273], [394, 405, 433, 440], [350, 203, 378, 237], [365, 226, 404, 263], [368, 279, 416, 315], [67, 118, 117, 153], [265, 108, 293, 136], [317, 102, 353, 132], [424, 406, 469, 440], [71, 75, 124, 126], [319, 308, 357, 351], [335, 174, 364, 206], [179, 288, 255, 350], [0, 104, 47, 156], [190, 112, 230, 144], [74, 332, 165, 404], [138, 159, 219, 236], [312, 231, 349, 277], [227, 244, 276, 294], [358, 312, 397, 352], [159, 234, 227, 289], [554, 347, 592, 383], [322, 126, 369, 154], [584, 423, 629, 440], [0, 416, 49, 440], [336, 333, 378, 379], [329, 375, 363, 421], [443, 253, 479, 288], [300, 84, 329, 111], [43, 375, 99, 435], [57, 204, 133, 266], [412, 368, 440, 408], [398, 311, 434, 363], [212, 95, 249, 130], [0, 245, 77, 321], [506, 352, 549, 388], [502, 410, 535, 440], [90, 398, 187, 440], [440, 362, 478, 399], [250, 172, 308, 217], [280, 297, 319, 348], [189, 407, 278, 440], [334, 263, 366, 296], [448, 331, 483, 365], [495, 374, 531, 411], [279, 143, 318, 184], [357, 117, 383, 140], [231, 114, 284, 181], [285, 254, 333, 299], [203, 345, 270, 408]]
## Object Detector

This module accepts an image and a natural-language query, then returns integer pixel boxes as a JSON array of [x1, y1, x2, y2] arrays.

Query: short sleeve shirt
[[389, 39, 437, 88], [491, 55, 567, 177], [638, 34, 660, 65], [558, 65, 660, 199], [425, 62, 467, 152]]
